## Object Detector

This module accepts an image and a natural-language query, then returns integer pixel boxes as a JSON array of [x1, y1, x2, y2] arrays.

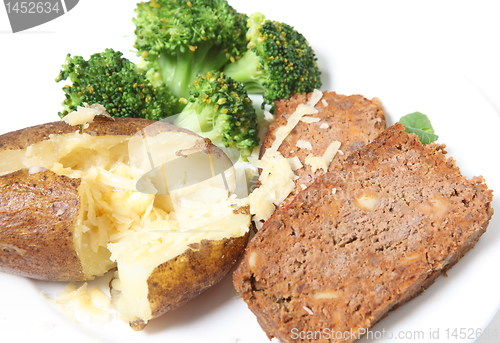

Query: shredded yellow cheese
[[305, 141, 342, 173], [43, 283, 112, 324], [21, 126, 250, 325], [269, 89, 323, 151], [287, 156, 303, 171], [249, 89, 323, 228], [61, 103, 112, 128], [300, 116, 321, 123], [296, 139, 313, 150]]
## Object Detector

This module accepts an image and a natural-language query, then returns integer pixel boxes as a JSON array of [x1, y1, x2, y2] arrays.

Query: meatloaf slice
[[261, 91, 385, 208], [234, 123, 494, 343]]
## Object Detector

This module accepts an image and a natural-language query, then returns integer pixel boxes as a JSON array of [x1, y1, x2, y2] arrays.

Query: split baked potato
[[0, 115, 250, 329]]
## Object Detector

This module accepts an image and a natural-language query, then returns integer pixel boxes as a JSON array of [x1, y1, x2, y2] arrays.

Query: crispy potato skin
[[0, 116, 194, 151], [0, 117, 167, 281], [0, 116, 251, 322], [0, 169, 84, 281], [128, 233, 250, 331]]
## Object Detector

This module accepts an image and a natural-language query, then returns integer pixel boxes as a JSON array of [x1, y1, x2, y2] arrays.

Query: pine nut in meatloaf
[[261, 91, 385, 209], [234, 123, 494, 343]]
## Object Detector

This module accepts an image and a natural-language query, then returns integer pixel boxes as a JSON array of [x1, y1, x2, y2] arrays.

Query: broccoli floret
[[174, 71, 259, 159], [223, 13, 322, 111], [133, 0, 248, 112], [56, 48, 178, 120]]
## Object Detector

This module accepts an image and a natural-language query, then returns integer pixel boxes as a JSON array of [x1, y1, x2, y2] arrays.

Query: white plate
[[1, 1, 499, 343]]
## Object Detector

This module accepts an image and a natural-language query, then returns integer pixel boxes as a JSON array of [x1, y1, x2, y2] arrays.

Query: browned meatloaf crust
[[261, 91, 385, 208], [234, 124, 494, 343]]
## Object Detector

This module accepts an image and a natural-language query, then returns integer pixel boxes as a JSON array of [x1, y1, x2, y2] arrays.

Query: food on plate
[[56, 50, 260, 159], [0, 168, 84, 281], [4, 0, 490, 338], [43, 282, 113, 323], [133, 1, 321, 114], [234, 123, 494, 343], [263, 90, 386, 207], [223, 12, 322, 111], [248, 90, 386, 228], [133, 0, 249, 112], [56, 0, 324, 159], [398, 111, 439, 144], [172, 71, 259, 159], [0, 112, 251, 329], [56, 48, 179, 120]]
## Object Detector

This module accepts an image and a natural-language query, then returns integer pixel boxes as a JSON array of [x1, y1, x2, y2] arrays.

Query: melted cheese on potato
[[11, 128, 250, 324]]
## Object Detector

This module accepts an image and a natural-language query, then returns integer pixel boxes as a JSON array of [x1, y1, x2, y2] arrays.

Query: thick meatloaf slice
[[261, 91, 385, 208], [234, 124, 494, 343]]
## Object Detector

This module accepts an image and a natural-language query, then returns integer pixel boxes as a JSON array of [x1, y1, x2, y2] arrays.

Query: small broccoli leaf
[[398, 112, 438, 145]]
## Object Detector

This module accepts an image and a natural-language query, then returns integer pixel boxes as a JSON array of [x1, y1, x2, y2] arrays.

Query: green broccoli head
[[55, 48, 178, 120], [133, 0, 248, 109], [174, 71, 259, 159], [223, 12, 322, 111]]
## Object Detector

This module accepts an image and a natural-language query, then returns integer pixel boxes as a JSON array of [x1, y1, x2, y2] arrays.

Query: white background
[[1, 1, 500, 343]]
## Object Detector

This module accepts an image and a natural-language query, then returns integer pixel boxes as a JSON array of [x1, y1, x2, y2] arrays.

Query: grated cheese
[[43, 283, 112, 324], [249, 89, 324, 229], [21, 127, 251, 325], [28, 166, 47, 174], [300, 116, 321, 123], [296, 140, 313, 150], [263, 110, 275, 122], [248, 150, 296, 229], [303, 306, 314, 315], [270, 89, 323, 151], [287, 156, 303, 171], [305, 141, 342, 173], [62, 103, 112, 129]]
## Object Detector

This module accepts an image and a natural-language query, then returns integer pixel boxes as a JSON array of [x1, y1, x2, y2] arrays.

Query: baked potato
[[0, 114, 251, 329]]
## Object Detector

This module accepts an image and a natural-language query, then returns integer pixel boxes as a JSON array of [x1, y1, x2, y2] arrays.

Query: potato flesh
[[108, 135, 249, 322], [108, 193, 250, 322], [0, 149, 26, 175], [6, 130, 250, 323]]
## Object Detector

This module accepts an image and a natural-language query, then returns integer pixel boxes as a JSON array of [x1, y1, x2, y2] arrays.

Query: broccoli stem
[[223, 50, 266, 94], [157, 41, 231, 104], [173, 102, 223, 147]]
